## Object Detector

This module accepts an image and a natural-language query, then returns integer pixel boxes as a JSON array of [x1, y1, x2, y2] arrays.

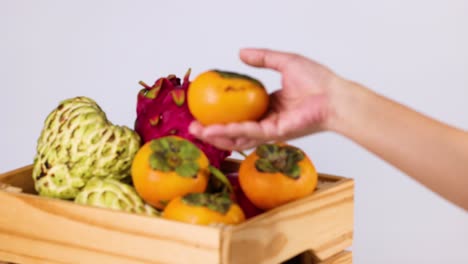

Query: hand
[[189, 48, 468, 210], [189, 48, 347, 150]]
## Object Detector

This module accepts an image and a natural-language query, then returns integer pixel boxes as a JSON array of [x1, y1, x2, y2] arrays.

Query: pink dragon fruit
[[135, 69, 231, 168]]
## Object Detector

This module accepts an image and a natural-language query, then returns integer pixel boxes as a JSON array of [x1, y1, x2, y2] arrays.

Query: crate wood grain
[[0, 160, 354, 264]]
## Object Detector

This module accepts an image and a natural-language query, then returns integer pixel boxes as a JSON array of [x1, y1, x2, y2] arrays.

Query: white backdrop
[[1, 1, 467, 263]]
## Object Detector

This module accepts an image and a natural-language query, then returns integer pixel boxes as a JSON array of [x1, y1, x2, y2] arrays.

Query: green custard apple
[[75, 177, 159, 216], [32, 96, 141, 199]]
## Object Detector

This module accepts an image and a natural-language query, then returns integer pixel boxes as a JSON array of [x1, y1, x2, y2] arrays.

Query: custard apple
[[75, 178, 159, 216], [32, 96, 141, 199]]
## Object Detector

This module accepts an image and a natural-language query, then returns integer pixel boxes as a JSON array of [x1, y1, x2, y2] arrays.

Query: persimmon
[[238, 143, 318, 210], [131, 136, 210, 209], [163, 193, 245, 225], [187, 70, 269, 125]]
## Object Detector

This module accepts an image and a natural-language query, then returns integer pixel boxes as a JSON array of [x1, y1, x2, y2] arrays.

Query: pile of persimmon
[[131, 136, 245, 226]]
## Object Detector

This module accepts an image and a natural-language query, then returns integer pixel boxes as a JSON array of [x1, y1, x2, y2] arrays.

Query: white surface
[[1, 0, 467, 263]]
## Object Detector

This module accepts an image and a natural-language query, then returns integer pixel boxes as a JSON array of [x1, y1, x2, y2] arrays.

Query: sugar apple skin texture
[[75, 177, 159, 216], [32, 96, 141, 199]]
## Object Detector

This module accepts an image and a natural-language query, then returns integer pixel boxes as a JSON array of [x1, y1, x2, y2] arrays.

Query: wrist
[[324, 77, 372, 136]]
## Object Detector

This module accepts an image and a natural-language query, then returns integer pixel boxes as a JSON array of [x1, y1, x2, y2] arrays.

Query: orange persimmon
[[238, 143, 318, 210], [187, 70, 269, 125], [163, 193, 245, 226], [131, 136, 210, 209]]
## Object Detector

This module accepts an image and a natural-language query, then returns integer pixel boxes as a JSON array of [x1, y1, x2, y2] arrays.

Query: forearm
[[330, 80, 468, 210]]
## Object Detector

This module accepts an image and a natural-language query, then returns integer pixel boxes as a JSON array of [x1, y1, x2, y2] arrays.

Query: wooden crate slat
[[221, 179, 354, 263], [0, 191, 220, 264]]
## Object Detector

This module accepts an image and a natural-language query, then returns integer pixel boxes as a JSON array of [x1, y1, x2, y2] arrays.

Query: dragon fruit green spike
[[75, 178, 159, 216], [32, 96, 141, 199], [135, 70, 231, 168]]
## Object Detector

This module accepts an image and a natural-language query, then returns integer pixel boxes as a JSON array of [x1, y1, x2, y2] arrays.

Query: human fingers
[[189, 120, 265, 142], [202, 121, 277, 141], [231, 137, 260, 151], [189, 121, 269, 150], [208, 136, 237, 150], [188, 121, 204, 138], [234, 137, 262, 150], [239, 48, 299, 72], [198, 136, 259, 151], [189, 122, 246, 149]]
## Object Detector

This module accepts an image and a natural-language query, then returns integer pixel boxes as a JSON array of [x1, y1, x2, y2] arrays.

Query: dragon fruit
[[135, 69, 231, 168]]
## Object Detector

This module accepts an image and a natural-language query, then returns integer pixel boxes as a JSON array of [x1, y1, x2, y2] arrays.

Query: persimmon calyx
[[149, 137, 201, 178], [254, 143, 305, 179], [182, 192, 232, 214], [209, 165, 233, 193]]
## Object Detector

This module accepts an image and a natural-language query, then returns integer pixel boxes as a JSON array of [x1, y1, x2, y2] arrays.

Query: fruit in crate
[[135, 70, 230, 168], [226, 173, 264, 219], [163, 192, 245, 225], [32, 96, 141, 199], [75, 177, 159, 216], [187, 69, 270, 125], [131, 136, 211, 209], [238, 143, 318, 210]]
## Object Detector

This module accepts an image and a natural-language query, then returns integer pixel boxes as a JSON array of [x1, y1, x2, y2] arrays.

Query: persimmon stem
[[209, 165, 233, 193]]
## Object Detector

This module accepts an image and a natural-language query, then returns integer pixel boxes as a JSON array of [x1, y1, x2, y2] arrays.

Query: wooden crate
[[0, 160, 354, 264]]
